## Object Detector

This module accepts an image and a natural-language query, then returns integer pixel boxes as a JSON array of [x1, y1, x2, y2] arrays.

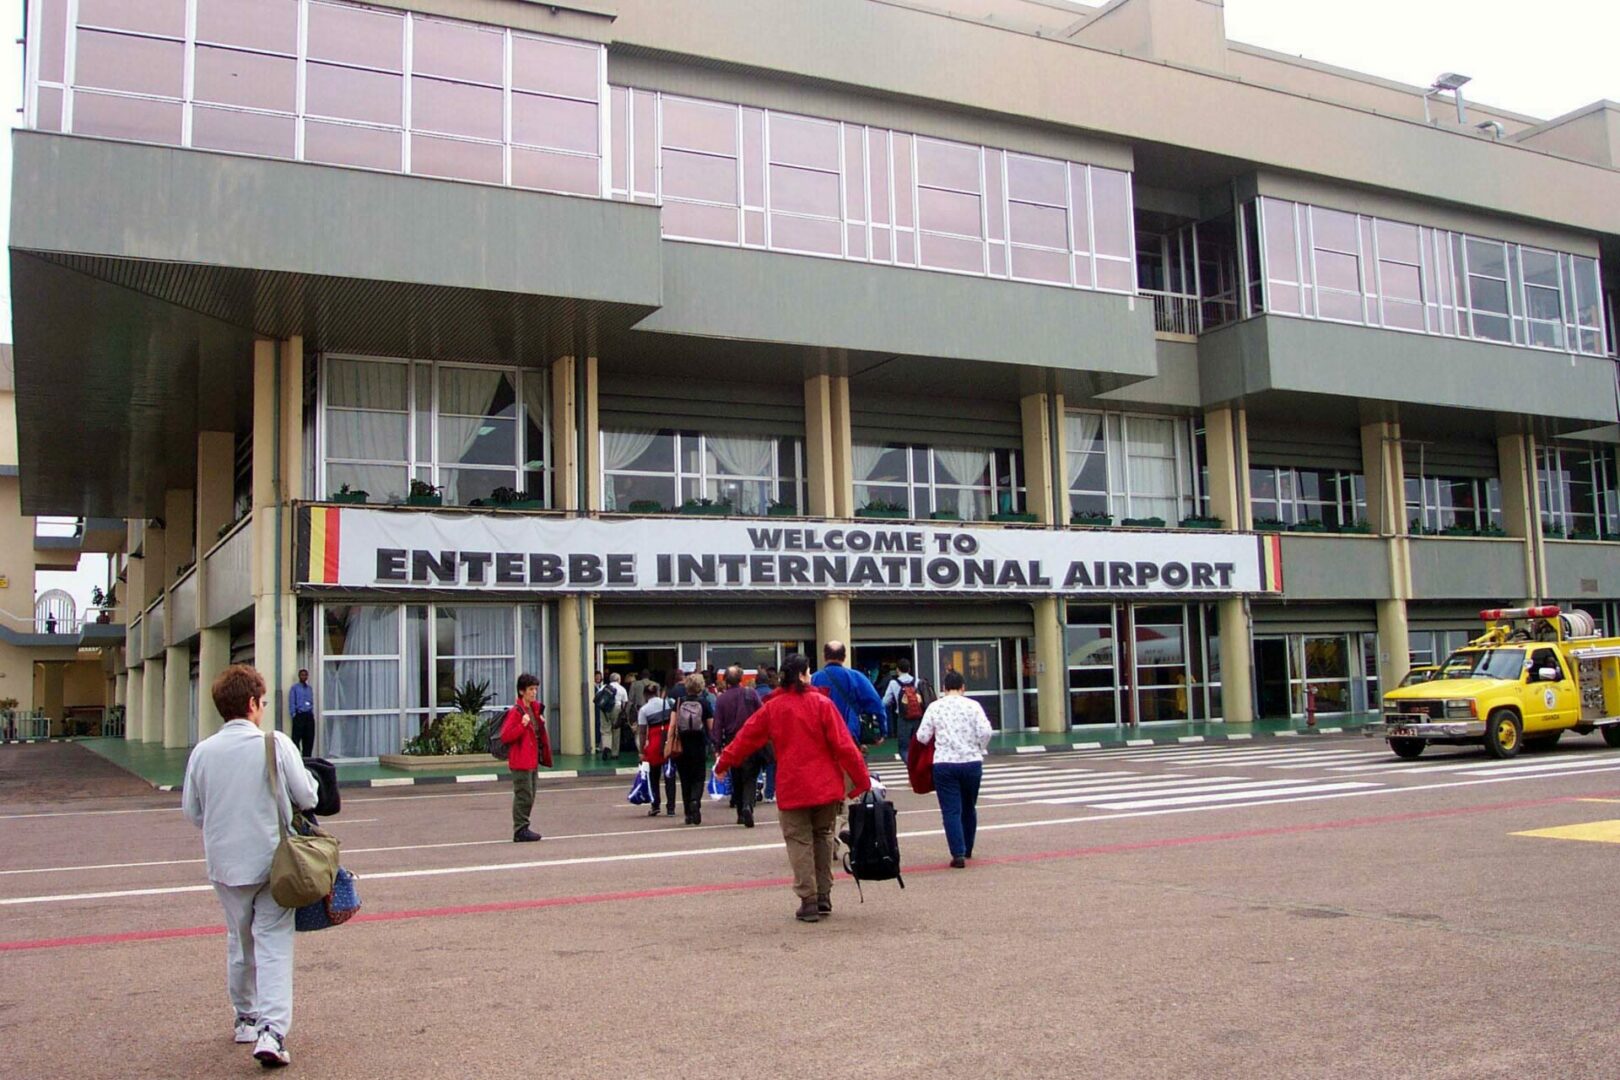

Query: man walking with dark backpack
[[882, 658, 934, 760], [713, 666, 765, 827]]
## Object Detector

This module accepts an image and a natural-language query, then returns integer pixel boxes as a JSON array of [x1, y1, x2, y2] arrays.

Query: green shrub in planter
[[626, 500, 666, 514], [331, 483, 368, 505], [1439, 524, 1479, 537], [1289, 520, 1328, 533], [989, 512, 1038, 523], [1178, 515, 1224, 529], [1070, 512, 1113, 527], [1120, 516, 1166, 528], [1338, 520, 1373, 534], [856, 501, 908, 519], [929, 511, 962, 521], [1570, 528, 1601, 541], [405, 479, 443, 507], [490, 486, 544, 510], [767, 502, 798, 517], [1253, 518, 1288, 532], [680, 498, 733, 516], [1477, 524, 1508, 538]]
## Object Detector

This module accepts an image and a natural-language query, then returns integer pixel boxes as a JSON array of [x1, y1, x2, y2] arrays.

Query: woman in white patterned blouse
[[914, 670, 993, 868]]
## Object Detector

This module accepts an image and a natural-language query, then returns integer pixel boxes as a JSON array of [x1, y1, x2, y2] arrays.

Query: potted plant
[[1439, 523, 1479, 537], [1570, 526, 1601, 541], [1477, 523, 1508, 538], [1070, 511, 1113, 527], [1338, 519, 1373, 535], [680, 497, 733, 516], [406, 479, 443, 507], [1120, 516, 1167, 528], [1179, 515, 1224, 529], [929, 510, 962, 521], [1252, 517, 1287, 532], [989, 511, 1038, 523], [331, 483, 368, 505], [490, 486, 544, 511], [1289, 520, 1328, 533], [626, 499, 667, 514], [1407, 517, 1436, 537], [767, 499, 798, 517], [855, 500, 909, 519]]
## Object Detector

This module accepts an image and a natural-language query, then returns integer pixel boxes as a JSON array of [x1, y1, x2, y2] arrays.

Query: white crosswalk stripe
[[1087, 781, 1379, 810]]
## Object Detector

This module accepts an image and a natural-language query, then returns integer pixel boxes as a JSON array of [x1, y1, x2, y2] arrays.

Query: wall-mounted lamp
[[1423, 72, 1472, 125], [1476, 120, 1504, 140]]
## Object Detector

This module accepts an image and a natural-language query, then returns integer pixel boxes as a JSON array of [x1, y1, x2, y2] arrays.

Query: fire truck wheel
[[1483, 710, 1522, 759], [1522, 732, 1562, 753], [1602, 726, 1620, 749], [1389, 738, 1425, 760]]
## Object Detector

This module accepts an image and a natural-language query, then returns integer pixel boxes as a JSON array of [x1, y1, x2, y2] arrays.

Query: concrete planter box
[[378, 752, 506, 770]]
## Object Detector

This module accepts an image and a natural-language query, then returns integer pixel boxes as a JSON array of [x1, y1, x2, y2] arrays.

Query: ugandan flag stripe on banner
[[302, 506, 343, 585], [1259, 533, 1284, 593]]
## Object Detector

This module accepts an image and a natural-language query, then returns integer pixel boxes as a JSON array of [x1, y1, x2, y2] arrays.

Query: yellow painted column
[[1362, 421, 1411, 692], [1021, 391, 1069, 731], [557, 596, 594, 757], [1032, 596, 1068, 732], [550, 355, 598, 756], [815, 596, 851, 656], [114, 669, 127, 708], [1205, 406, 1255, 722], [1019, 392, 1058, 525], [829, 375, 854, 518], [164, 488, 195, 583], [1216, 597, 1254, 724], [142, 520, 166, 611], [1497, 433, 1543, 602], [251, 338, 304, 731], [195, 430, 235, 742], [163, 643, 190, 748], [141, 655, 165, 744], [124, 664, 142, 741], [40, 664, 65, 732], [804, 374, 854, 518], [196, 629, 229, 741]]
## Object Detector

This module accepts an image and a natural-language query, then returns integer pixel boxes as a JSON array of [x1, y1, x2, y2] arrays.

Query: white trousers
[[212, 880, 296, 1037]]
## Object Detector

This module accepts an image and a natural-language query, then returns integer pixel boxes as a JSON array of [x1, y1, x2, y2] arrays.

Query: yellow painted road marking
[[1514, 819, 1620, 844]]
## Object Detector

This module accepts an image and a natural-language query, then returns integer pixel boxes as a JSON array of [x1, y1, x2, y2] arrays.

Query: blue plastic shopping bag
[[627, 762, 651, 805]]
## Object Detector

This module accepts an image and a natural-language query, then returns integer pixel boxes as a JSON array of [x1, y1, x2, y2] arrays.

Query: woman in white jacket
[[914, 669, 993, 869]]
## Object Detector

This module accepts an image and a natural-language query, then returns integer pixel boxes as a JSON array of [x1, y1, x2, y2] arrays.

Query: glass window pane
[[439, 416, 516, 467], [413, 78, 502, 141], [915, 138, 980, 193], [71, 91, 182, 143], [662, 97, 736, 156], [306, 63, 401, 126], [74, 29, 184, 97], [606, 473, 677, 512], [1008, 201, 1067, 249], [411, 135, 502, 183], [306, 1, 403, 71], [769, 213, 841, 255], [769, 165, 839, 217], [77, 0, 184, 36], [1470, 275, 1510, 314], [1005, 154, 1065, 206], [197, 0, 296, 52], [1091, 168, 1131, 258], [919, 232, 983, 273], [661, 200, 740, 243], [324, 605, 400, 655], [440, 467, 515, 506], [511, 92, 599, 154], [1521, 249, 1559, 288], [511, 148, 599, 196], [1466, 238, 1506, 279], [328, 358, 408, 410], [412, 17, 502, 84], [193, 46, 296, 112], [1316, 250, 1360, 292], [1010, 245, 1070, 284], [441, 368, 515, 418], [323, 660, 399, 711], [1375, 220, 1420, 264], [37, 0, 67, 83], [918, 187, 981, 238], [1312, 207, 1358, 252], [328, 463, 408, 503], [329, 410, 408, 462], [662, 149, 738, 205], [304, 120, 401, 170], [1381, 261, 1421, 303], [769, 114, 839, 171], [1317, 289, 1362, 322], [35, 86, 64, 131], [511, 35, 600, 100]]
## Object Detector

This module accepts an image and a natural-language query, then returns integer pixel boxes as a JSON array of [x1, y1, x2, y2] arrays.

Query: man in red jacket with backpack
[[500, 673, 552, 842]]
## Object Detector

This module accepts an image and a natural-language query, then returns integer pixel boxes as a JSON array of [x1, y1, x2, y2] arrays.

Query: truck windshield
[[1439, 648, 1525, 681]]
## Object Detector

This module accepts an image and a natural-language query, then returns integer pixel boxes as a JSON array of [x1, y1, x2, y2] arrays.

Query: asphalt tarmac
[[2, 736, 1618, 1079]]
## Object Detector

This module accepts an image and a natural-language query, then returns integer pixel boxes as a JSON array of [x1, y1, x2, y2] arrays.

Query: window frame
[[599, 428, 807, 516]]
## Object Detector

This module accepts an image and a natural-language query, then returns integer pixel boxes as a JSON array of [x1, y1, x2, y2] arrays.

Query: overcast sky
[[0, 0, 1615, 611]]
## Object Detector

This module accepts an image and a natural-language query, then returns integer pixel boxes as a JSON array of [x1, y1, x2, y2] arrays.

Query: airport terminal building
[[11, 0, 1619, 757]]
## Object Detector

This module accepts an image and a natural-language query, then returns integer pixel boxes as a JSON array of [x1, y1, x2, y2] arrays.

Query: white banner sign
[[300, 506, 1280, 596]]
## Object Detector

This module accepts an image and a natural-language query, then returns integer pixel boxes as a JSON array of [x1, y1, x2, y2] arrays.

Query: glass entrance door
[[1253, 636, 1292, 719], [938, 640, 1003, 728]]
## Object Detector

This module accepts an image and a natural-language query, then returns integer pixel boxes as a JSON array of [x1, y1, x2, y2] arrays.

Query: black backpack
[[487, 715, 509, 760], [841, 790, 904, 899], [594, 685, 618, 716]]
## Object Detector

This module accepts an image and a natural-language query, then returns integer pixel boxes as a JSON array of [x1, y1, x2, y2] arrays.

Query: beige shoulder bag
[[265, 731, 341, 908]]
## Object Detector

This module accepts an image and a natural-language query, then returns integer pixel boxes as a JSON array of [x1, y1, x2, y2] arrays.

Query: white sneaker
[[234, 1016, 258, 1044], [253, 1029, 290, 1068]]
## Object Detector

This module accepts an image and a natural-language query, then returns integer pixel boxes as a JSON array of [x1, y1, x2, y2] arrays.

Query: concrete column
[[163, 644, 189, 748], [251, 338, 304, 730], [1203, 407, 1248, 530], [124, 665, 142, 741], [164, 488, 196, 582], [1216, 597, 1254, 723], [1019, 392, 1061, 525], [550, 357, 580, 511], [196, 627, 229, 741], [804, 374, 854, 518], [1031, 596, 1068, 732], [197, 430, 236, 550], [142, 519, 166, 611], [556, 595, 594, 756], [1375, 598, 1410, 695], [40, 664, 65, 730], [1497, 433, 1543, 602], [815, 596, 851, 655], [124, 523, 145, 619], [141, 656, 165, 744], [114, 669, 127, 707]]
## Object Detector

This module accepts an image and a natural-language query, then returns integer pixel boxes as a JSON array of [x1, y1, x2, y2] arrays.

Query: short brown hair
[[212, 664, 266, 722]]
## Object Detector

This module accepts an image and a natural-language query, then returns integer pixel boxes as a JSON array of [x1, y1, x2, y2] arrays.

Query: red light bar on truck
[[1479, 606, 1561, 620]]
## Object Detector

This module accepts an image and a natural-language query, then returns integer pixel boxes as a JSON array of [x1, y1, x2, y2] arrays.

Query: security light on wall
[[1424, 72, 1472, 125], [1476, 120, 1504, 140]]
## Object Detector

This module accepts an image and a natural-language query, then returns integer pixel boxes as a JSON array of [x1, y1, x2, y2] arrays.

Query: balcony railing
[[1144, 290, 1201, 336]]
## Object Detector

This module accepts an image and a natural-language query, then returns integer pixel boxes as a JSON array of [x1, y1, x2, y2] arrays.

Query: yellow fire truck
[[1370, 606, 1620, 759]]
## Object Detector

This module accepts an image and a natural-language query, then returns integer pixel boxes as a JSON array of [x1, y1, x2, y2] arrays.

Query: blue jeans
[[763, 761, 777, 800], [932, 761, 983, 859]]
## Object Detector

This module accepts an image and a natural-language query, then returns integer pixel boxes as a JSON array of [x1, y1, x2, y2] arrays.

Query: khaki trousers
[[777, 801, 841, 900]]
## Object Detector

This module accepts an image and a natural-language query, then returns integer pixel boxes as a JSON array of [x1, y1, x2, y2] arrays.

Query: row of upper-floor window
[[316, 353, 1620, 537], [1245, 197, 1611, 357]]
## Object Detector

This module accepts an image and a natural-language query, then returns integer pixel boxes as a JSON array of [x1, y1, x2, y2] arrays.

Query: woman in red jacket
[[500, 673, 552, 842], [715, 653, 870, 922]]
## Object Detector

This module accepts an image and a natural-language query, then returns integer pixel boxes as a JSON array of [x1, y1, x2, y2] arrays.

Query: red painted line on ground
[[3, 788, 1609, 954]]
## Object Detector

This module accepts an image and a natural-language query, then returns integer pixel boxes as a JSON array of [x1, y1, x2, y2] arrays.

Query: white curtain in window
[[1065, 413, 1102, 487], [853, 443, 886, 483], [707, 434, 775, 478], [602, 429, 659, 472], [326, 359, 409, 466], [440, 368, 513, 471], [933, 447, 991, 487]]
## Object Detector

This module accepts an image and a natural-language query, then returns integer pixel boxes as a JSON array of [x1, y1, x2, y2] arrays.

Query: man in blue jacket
[[810, 640, 885, 744]]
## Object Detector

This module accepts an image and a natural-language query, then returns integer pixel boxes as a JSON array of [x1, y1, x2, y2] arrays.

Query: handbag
[[906, 735, 935, 795], [705, 768, 732, 802], [265, 732, 341, 909], [295, 867, 361, 932], [627, 762, 652, 805], [666, 722, 684, 759]]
